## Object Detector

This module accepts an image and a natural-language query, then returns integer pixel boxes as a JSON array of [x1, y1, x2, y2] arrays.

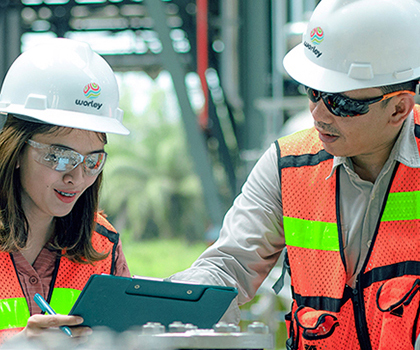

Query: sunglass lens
[[324, 94, 369, 117], [306, 87, 321, 103], [84, 153, 107, 175], [44, 148, 81, 172]]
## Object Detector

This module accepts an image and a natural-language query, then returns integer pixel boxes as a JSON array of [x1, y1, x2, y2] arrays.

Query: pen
[[34, 293, 73, 337]]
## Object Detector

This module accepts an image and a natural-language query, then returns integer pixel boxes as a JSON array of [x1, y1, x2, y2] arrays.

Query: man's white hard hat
[[0, 38, 129, 135], [283, 0, 420, 93]]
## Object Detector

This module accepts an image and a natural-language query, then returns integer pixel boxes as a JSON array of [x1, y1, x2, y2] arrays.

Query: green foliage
[[122, 236, 208, 278], [100, 73, 210, 242]]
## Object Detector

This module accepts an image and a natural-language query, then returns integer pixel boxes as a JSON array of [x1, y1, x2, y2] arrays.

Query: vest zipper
[[46, 253, 61, 303], [352, 164, 399, 350], [352, 281, 372, 350]]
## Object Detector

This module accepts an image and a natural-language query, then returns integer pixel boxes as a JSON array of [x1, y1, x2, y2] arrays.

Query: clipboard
[[68, 274, 238, 332]]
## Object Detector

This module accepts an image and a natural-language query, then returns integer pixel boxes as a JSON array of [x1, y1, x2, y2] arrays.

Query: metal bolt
[[213, 322, 239, 333], [169, 321, 187, 333], [184, 323, 198, 331], [226, 323, 241, 332], [213, 321, 229, 333], [247, 321, 269, 334], [141, 322, 166, 334]]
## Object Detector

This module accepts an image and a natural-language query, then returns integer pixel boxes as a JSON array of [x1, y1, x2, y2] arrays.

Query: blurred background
[[0, 0, 320, 348]]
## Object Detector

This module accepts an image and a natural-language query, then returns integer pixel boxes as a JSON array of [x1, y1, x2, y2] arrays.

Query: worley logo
[[310, 27, 324, 45], [83, 83, 101, 99], [75, 82, 103, 110], [304, 27, 324, 59]]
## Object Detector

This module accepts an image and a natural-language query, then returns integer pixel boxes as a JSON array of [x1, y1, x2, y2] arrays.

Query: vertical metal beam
[[0, 4, 21, 85], [238, 0, 270, 151], [143, 0, 225, 230], [220, 0, 242, 115], [271, 0, 287, 138], [291, 0, 304, 22], [0, 8, 21, 84], [0, 11, 5, 85]]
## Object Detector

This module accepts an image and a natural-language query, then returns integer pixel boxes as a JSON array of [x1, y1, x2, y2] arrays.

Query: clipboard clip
[[125, 279, 205, 301]]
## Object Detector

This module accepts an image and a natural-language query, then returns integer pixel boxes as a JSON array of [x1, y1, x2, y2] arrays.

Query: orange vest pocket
[[376, 276, 420, 350], [288, 306, 340, 349]]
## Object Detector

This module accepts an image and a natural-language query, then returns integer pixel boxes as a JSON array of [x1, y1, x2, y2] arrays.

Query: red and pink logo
[[83, 83, 101, 99], [310, 27, 324, 45]]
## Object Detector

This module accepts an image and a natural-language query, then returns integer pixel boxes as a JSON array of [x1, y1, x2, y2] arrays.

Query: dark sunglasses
[[305, 87, 415, 117]]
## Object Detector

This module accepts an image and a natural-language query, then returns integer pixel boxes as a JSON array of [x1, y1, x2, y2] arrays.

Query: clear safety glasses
[[305, 87, 415, 117], [26, 139, 107, 176]]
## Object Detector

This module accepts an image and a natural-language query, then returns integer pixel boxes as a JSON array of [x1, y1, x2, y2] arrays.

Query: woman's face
[[19, 128, 105, 223]]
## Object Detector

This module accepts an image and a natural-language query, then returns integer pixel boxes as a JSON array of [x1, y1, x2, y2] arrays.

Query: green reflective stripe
[[284, 216, 340, 251], [381, 191, 420, 222], [50, 288, 81, 315], [0, 297, 30, 329]]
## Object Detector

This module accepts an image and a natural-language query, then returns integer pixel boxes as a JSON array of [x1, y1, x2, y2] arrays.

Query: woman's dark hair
[[0, 115, 108, 264]]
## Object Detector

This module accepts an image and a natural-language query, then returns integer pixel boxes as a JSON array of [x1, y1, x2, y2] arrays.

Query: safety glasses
[[26, 139, 107, 176], [305, 87, 415, 117]]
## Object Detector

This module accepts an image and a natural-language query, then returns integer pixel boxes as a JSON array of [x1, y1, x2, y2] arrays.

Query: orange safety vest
[[0, 213, 119, 344], [275, 107, 420, 350]]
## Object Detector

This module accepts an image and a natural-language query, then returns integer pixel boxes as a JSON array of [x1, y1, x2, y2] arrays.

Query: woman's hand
[[22, 314, 91, 338]]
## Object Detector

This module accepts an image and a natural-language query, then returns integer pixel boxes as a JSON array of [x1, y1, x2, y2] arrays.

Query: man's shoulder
[[413, 104, 420, 126], [276, 127, 324, 156], [278, 127, 317, 142]]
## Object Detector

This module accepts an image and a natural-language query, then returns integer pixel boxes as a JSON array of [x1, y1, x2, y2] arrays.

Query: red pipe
[[196, 0, 209, 129]]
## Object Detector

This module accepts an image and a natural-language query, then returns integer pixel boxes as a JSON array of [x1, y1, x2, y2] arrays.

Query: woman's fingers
[[69, 325, 93, 338], [27, 314, 83, 328], [24, 314, 90, 338]]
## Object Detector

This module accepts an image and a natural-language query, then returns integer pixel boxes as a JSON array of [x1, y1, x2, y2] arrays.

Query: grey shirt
[[334, 110, 420, 286], [171, 111, 420, 325]]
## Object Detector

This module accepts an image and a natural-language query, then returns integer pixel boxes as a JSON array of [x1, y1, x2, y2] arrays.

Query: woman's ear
[[390, 93, 415, 127]]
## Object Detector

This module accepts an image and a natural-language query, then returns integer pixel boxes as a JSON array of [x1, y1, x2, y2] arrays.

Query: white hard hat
[[0, 38, 129, 135], [283, 0, 420, 93]]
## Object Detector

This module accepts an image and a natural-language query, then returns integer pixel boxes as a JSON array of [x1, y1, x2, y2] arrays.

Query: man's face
[[309, 87, 402, 159]]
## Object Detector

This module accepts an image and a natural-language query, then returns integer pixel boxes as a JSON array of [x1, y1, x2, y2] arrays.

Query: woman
[[0, 38, 131, 343]]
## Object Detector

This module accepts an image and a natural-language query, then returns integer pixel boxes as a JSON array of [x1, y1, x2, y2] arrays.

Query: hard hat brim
[[283, 44, 420, 93], [0, 105, 130, 135]]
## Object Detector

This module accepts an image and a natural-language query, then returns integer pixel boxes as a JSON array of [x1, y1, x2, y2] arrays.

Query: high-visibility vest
[[0, 213, 119, 344], [276, 106, 420, 350]]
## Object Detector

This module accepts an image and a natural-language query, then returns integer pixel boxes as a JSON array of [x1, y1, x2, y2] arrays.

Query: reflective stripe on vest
[[277, 106, 420, 350], [382, 191, 420, 221], [49, 288, 82, 316], [0, 297, 30, 330], [284, 217, 340, 251], [0, 252, 28, 336], [0, 213, 118, 343]]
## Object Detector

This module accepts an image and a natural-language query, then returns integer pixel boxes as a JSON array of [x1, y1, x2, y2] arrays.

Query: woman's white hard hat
[[283, 0, 420, 93], [0, 38, 129, 135]]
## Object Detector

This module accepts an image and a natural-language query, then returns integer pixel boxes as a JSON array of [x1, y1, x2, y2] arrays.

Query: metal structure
[[0, 0, 319, 232], [2, 321, 275, 349], [0, 0, 22, 84]]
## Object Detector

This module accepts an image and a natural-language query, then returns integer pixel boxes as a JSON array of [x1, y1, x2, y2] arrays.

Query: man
[[172, 0, 420, 349]]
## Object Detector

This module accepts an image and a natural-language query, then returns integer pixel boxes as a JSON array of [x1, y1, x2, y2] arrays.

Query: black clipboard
[[68, 274, 238, 332]]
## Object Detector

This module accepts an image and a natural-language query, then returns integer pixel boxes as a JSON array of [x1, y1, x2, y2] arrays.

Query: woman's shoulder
[[93, 212, 119, 244]]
